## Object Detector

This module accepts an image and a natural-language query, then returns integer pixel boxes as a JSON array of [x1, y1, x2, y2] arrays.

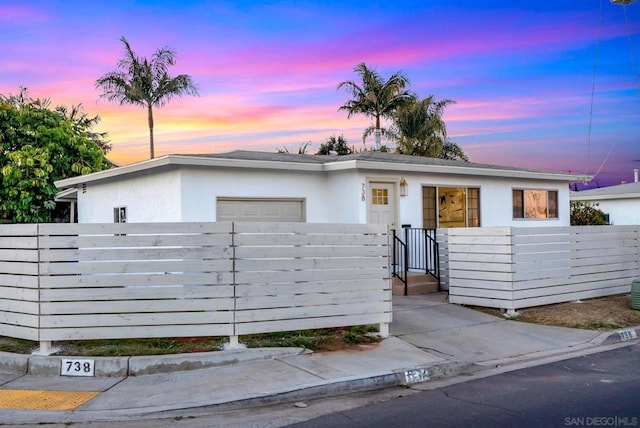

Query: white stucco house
[[55, 150, 590, 228], [570, 169, 640, 225]]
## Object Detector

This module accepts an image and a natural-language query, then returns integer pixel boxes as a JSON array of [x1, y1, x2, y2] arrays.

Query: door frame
[[366, 179, 400, 230]]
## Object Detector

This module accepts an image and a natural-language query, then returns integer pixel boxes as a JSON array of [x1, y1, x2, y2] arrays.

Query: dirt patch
[[469, 294, 640, 331], [0, 326, 381, 356]]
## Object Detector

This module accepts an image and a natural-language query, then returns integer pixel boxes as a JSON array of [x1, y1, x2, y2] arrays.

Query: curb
[[603, 326, 640, 345], [0, 347, 309, 377], [2, 326, 638, 378], [0, 360, 484, 425], [1, 335, 637, 425]]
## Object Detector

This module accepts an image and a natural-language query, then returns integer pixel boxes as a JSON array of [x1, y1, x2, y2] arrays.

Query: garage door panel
[[217, 199, 304, 222]]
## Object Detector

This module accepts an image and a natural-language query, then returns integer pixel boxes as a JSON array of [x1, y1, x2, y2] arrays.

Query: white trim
[[55, 155, 324, 188], [571, 192, 640, 201], [54, 187, 77, 202], [328, 159, 588, 182], [55, 153, 591, 190]]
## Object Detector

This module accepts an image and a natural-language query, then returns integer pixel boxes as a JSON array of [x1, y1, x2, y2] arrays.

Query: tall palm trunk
[[147, 103, 155, 159], [375, 115, 381, 150], [96, 37, 199, 161]]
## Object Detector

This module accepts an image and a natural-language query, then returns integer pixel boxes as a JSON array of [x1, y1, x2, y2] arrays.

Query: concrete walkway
[[0, 293, 637, 425]]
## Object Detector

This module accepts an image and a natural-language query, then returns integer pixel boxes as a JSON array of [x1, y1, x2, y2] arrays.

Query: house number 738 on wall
[[61, 358, 95, 377]]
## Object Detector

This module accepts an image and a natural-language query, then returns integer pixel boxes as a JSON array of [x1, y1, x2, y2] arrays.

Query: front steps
[[392, 272, 439, 295]]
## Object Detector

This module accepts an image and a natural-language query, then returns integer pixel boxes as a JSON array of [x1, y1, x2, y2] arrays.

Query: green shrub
[[570, 201, 609, 225]]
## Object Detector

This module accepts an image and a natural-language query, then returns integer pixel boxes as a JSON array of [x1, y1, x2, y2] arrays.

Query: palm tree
[[316, 134, 353, 155], [440, 139, 469, 161], [277, 141, 312, 154], [337, 63, 414, 150], [96, 36, 198, 159], [393, 96, 465, 159]]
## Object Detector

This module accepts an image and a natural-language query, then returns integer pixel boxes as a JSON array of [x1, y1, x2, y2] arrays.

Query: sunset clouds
[[0, 0, 638, 187]]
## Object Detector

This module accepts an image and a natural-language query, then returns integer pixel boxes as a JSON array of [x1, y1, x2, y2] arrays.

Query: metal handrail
[[424, 229, 440, 281], [401, 227, 440, 285], [391, 229, 408, 295]]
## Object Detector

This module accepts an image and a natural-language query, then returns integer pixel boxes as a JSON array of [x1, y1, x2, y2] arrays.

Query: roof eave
[[325, 159, 591, 182], [55, 155, 174, 189], [54, 187, 78, 202], [55, 154, 324, 189], [55, 153, 592, 190], [571, 192, 640, 201]]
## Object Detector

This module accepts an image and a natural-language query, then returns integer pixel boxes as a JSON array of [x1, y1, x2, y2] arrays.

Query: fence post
[[225, 335, 245, 350], [378, 322, 389, 338], [33, 341, 59, 356], [34, 223, 59, 356], [226, 221, 245, 350]]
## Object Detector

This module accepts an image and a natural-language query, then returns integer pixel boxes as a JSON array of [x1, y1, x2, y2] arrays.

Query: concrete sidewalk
[[0, 293, 637, 425]]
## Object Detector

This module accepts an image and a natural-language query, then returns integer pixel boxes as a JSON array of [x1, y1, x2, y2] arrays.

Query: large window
[[422, 186, 480, 228], [512, 189, 558, 219]]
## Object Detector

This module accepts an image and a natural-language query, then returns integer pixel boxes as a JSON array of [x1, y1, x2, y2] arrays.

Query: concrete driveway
[[390, 293, 605, 364]]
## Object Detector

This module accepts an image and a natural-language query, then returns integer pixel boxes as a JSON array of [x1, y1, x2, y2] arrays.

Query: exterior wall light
[[399, 178, 408, 197]]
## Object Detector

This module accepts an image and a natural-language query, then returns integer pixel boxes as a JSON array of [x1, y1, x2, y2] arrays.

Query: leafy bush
[[570, 201, 609, 226]]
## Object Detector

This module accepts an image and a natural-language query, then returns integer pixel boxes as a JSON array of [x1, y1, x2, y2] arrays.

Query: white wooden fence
[[444, 225, 640, 311], [0, 222, 391, 352]]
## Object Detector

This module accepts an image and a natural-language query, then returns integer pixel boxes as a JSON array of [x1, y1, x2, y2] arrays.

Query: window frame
[[113, 206, 127, 223], [422, 186, 481, 228], [512, 189, 559, 220]]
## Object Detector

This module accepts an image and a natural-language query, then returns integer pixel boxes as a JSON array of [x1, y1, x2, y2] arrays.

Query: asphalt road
[[287, 342, 640, 428]]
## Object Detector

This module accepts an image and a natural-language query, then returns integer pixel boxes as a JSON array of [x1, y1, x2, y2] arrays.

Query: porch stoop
[[392, 272, 439, 295]]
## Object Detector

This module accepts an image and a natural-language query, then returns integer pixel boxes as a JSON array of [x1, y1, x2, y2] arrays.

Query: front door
[[368, 182, 397, 230]]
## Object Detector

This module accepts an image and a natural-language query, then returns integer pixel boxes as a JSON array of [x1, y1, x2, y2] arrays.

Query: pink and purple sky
[[1, 1, 638, 188]]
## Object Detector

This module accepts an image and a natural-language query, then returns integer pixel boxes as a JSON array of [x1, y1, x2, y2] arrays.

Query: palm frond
[[95, 36, 199, 158]]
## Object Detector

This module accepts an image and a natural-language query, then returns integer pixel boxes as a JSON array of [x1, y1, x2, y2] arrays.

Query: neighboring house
[[55, 150, 590, 228], [570, 170, 640, 225]]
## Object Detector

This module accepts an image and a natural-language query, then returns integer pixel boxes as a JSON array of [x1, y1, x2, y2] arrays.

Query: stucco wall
[[593, 199, 640, 225], [180, 167, 335, 222], [75, 165, 573, 226], [324, 170, 364, 223], [356, 170, 570, 228], [77, 169, 182, 223]]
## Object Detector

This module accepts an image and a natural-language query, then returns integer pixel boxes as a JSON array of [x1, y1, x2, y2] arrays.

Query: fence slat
[[40, 259, 231, 275], [41, 298, 234, 315], [235, 313, 392, 336], [447, 225, 640, 310], [0, 221, 392, 343], [40, 312, 234, 328], [235, 246, 388, 259], [40, 285, 234, 302], [40, 324, 234, 341], [40, 272, 232, 288]]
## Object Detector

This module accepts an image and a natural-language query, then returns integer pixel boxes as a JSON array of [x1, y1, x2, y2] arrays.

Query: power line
[[585, 0, 603, 176], [587, 0, 638, 183]]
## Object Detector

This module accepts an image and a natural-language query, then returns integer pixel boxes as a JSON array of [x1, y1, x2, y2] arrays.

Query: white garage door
[[216, 198, 305, 222]]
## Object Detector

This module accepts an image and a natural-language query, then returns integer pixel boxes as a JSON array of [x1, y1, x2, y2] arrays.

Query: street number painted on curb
[[617, 329, 637, 342], [61, 359, 95, 377], [404, 368, 429, 384]]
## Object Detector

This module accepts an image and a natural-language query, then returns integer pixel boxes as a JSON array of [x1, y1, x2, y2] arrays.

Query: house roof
[[570, 181, 640, 201], [55, 150, 592, 190]]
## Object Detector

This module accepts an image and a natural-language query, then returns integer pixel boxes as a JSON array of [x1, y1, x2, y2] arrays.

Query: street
[[287, 342, 640, 428], [2, 343, 638, 428]]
